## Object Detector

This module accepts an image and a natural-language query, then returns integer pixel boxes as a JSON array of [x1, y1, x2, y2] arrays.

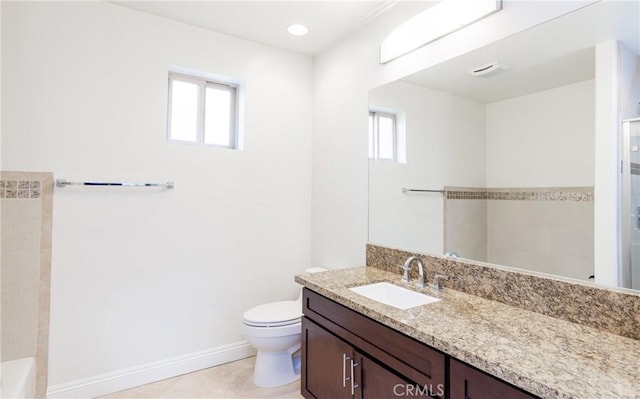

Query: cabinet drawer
[[303, 288, 446, 392], [450, 359, 539, 399]]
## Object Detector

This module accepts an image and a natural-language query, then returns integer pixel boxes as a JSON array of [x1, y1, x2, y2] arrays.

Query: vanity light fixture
[[380, 0, 502, 64], [287, 24, 308, 36]]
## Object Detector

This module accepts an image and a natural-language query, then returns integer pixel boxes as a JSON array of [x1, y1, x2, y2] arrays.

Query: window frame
[[167, 72, 240, 149], [369, 110, 398, 161]]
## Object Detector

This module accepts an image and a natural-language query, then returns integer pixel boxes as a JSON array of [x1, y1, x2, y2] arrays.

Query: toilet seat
[[242, 300, 301, 327]]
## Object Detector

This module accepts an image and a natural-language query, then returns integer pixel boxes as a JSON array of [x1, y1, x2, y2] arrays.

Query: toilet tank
[[296, 267, 328, 302]]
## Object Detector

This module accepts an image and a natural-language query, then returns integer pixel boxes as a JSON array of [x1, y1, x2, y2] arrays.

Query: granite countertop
[[295, 266, 640, 399]]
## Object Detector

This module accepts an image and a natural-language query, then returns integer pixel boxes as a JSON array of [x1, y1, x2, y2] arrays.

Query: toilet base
[[253, 349, 301, 388]]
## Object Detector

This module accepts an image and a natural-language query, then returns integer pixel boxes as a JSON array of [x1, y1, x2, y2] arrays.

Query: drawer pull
[[350, 359, 360, 395], [342, 354, 351, 387]]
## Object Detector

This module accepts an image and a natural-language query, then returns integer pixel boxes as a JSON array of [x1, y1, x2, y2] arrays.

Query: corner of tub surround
[[1, 171, 55, 398], [366, 244, 640, 341]]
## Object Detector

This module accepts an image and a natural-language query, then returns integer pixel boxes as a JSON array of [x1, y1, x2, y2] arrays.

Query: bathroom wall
[[484, 80, 595, 279], [486, 80, 595, 188], [368, 81, 486, 255], [311, 1, 602, 269], [1, 171, 53, 398], [2, 2, 312, 396]]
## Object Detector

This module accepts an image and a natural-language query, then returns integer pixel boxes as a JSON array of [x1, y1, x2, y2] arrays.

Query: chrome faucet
[[401, 256, 426, 288]]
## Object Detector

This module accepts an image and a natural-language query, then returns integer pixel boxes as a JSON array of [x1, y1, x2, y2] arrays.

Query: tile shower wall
[[1, 171, 53, 398], [444, 187, 487, 262], [1, 184, 42, 360], [445, 186, 594, 280], [487, 187, 594, 280]]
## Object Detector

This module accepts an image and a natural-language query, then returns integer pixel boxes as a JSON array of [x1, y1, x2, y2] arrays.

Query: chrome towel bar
[[56, 179, 174, 189], [401, 188, 445, 194]]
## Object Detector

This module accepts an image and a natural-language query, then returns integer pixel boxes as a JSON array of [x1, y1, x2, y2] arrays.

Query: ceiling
[[111, 1, 638, 98], [112, 0, 431, 55], [400, 1, 639, 103]]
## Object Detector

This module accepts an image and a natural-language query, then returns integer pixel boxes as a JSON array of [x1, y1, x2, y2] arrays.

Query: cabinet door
[[357, 352, 436, 399], [450, 359, 538, 399], [302, 317, 353, 399]]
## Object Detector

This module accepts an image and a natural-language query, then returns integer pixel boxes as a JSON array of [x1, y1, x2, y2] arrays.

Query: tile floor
[[99, 357, 303, 398]]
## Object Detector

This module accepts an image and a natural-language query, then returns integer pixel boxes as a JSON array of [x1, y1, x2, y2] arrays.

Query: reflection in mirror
[[621, 118, 640, 290], [368, 1, 639, 289]]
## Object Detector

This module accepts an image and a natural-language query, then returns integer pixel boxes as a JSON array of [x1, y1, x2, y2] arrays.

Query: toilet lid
[[243, 301, 302, 327]]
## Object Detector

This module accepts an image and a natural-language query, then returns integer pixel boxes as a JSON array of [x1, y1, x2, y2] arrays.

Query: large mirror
[[368, 1, 640, 290]]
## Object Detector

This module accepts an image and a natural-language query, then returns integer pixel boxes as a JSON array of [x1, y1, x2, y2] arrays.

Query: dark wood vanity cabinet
[[303, 318, 353, 399], [302, 288, 445, 398], [449, 359, 538, 399], [301, 288, 540, 399], [303, 318, 414, 398]]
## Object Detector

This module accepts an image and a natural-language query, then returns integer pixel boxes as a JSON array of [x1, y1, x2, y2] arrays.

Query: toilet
[[242, 267, 327, 388]]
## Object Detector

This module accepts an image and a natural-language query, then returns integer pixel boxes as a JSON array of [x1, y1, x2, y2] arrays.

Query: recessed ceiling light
[[287, 24, 308, 36]]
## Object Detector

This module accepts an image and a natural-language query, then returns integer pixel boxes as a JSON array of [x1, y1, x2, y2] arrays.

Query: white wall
[[484, 80, 596, 280], [486, 80, 595, 187], [311, 1, 600, 269], [368, 81, 486, 255], [1, 1, 312, 392]]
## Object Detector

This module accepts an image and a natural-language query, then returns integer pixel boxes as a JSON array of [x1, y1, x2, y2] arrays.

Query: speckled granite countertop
[[295, 267, 640, 399]]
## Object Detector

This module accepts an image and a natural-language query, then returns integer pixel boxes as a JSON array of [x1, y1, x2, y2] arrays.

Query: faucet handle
[[431, 274, 449, 292], [400, 264, 411, 282]]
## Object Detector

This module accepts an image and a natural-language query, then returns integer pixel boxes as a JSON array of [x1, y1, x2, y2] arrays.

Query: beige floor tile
[[99, 357, 302, 399]]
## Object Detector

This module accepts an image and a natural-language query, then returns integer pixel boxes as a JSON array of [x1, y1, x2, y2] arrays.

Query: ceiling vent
[[467, 61, 510, 78]]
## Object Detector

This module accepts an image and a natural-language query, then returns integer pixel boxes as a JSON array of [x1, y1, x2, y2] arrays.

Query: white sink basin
[[349, 282, 441, 310]]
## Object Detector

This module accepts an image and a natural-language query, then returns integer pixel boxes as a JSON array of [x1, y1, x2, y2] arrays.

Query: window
[[369, 106, 406, 163], [369, 110, 397, 161], [168, 72, 240, 149]]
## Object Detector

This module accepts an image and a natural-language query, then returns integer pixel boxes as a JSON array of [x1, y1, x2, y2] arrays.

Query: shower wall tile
[[0, 176, 49, 200], [444, 197, 487, 262], [1, 200, 42, 361], [487, 200, 594, 280], [35, 173, 53, 399], [1, 171, 53, 399], [446, 186, 593, 201], [444, 186, 594, 282]]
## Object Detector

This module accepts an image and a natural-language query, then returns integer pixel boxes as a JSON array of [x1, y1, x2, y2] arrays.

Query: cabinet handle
[[350, 359, 360, 395], [342, 354, 351, 388]]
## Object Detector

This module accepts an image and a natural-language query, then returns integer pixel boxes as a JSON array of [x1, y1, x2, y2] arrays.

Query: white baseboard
[[47, 341, 256, 399]]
